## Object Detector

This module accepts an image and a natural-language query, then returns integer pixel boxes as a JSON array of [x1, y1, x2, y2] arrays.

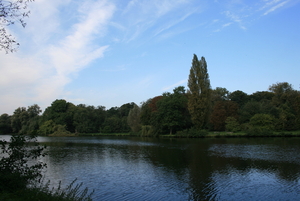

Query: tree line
[[1, 54, 299, 136]]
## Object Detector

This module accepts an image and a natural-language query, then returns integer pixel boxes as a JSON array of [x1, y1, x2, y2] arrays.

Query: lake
[[2, 135, 300, 200]]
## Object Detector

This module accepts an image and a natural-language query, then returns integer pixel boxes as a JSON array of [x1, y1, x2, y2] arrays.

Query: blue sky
[[0, 0, 299, 114]]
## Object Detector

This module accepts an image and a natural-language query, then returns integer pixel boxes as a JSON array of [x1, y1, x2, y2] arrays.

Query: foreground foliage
[[0, 135, 46, 192], [0, 179, 93, 201], [0, 135, 93, 200]]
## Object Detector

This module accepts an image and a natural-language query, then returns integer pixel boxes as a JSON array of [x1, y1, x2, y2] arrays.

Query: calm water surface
[[2, 135, 300, 200]]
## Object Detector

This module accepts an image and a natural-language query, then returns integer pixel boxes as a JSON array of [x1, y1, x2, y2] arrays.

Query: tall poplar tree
[[187, 54, 211, 129]]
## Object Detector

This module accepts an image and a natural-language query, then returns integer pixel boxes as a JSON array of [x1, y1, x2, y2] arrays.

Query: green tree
[[187, 54, 211, 129], [156, 86, 191, 134], [38, 120, 56, 136], [119, 102, 135, 117], [140, 96, 163, 126], [228, 90, 249, 108], [10, 104, 41, 134], [211, 87, 230, 103], [73, 104, 105, 133], [269, 82, 293, 106], [225, 117, 240, 132], [0, 113, 12, 134], [268, 82, 299, 130], [42, 99, 76, 132], [127, 104, 141, 133], [11, 107, 28, 133], [239, 101, 262, 123], [102, 116, 122, 133], [249, 91, 274, 102], [249, 113, 275, 131]]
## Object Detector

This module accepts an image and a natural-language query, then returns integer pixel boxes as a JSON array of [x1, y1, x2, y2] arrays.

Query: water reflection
[[5, 135, 300, 200]]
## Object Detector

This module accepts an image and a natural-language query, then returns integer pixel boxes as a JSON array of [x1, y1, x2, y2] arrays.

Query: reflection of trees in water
[[140, 138, 300, 200], [41, 137, 300, 199]]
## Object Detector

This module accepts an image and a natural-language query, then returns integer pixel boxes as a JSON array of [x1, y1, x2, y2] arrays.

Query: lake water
[[2, 135, 300, 200]]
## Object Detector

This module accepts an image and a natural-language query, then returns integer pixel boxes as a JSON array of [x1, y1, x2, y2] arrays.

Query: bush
[[249, 114, 275, 131], [246, 126, 274, 136], [141, 125, 155, 136], [225, 117, 240, 132], [0, 135, 46, 192], [0, 135, 94, 200]]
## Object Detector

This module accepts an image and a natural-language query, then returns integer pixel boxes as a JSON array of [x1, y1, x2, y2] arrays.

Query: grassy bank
[[161, 130, 300, 138], [77, 133, 133, 136], [42, 130, 300, 138]]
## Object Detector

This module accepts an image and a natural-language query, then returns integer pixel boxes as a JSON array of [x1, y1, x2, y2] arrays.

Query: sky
[[0, 0, 300, 115]]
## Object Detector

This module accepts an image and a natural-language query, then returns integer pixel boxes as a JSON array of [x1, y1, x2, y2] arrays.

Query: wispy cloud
[[154, 8, 198, 37], [263, 0, 289, 15], [162, 79, 187, 91], [223, 10, 247, 30], [214, 0, 295, 31], [120, 0, 198, 42], [0, 0, 115, 113]]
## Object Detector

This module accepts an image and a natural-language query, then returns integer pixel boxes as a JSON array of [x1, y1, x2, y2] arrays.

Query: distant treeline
[[0, 55, 299, 136], [0, 81, 299, 136]]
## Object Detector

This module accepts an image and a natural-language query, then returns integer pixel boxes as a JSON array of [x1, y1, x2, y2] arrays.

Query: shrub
[[249, 114, 275, 131], [225, 117, 240, 132], [246, 126, 274, 136], [0, 135, 46, 192], [141, 125, 153, 136]]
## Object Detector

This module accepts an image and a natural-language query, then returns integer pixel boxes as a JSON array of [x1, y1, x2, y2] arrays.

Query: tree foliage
[[10, 104, 41, 134], [210, 101, 238, 131], [228, 90, 249, 107], [0, 0, 34, 53], [42, 99, 76, 132], [156, 86, 191, 134], [187, 54, 211, 129], [127, 104, 141, 133], [0, 134, 46, 192], [0, 113, 11, 134]]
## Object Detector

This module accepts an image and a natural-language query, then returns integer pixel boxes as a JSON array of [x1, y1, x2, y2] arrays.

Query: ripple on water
[[209, 167, 300, 201]]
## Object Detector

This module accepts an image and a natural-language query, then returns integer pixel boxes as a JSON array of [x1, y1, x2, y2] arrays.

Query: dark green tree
[[211, 87, 230, 103], [42, 99, 76, 132], [10, 104, 41, 134], [156, 86, 191, 134], [73, 104, 105, 133], [249, 91, 274, 102], [249, 113, 275, 130], [140, 96, 163, 126], [119, 102, 135, 117], [228, 90, 249, 107], [225, 117, 240, 132], [187, 54, 211, 129], [239, 101, 263, 123], [0, 113, 12, 134], [268, 82, 299, 130]]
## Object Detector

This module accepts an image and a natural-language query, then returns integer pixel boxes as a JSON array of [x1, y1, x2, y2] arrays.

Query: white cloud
[[223, 11, 247, 30], [120, 0, 196, 42], [154, 8, 198, 37], [162, 79, 187, 91], [0, 0, 115, 114], [263, 1, 289, 15]]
